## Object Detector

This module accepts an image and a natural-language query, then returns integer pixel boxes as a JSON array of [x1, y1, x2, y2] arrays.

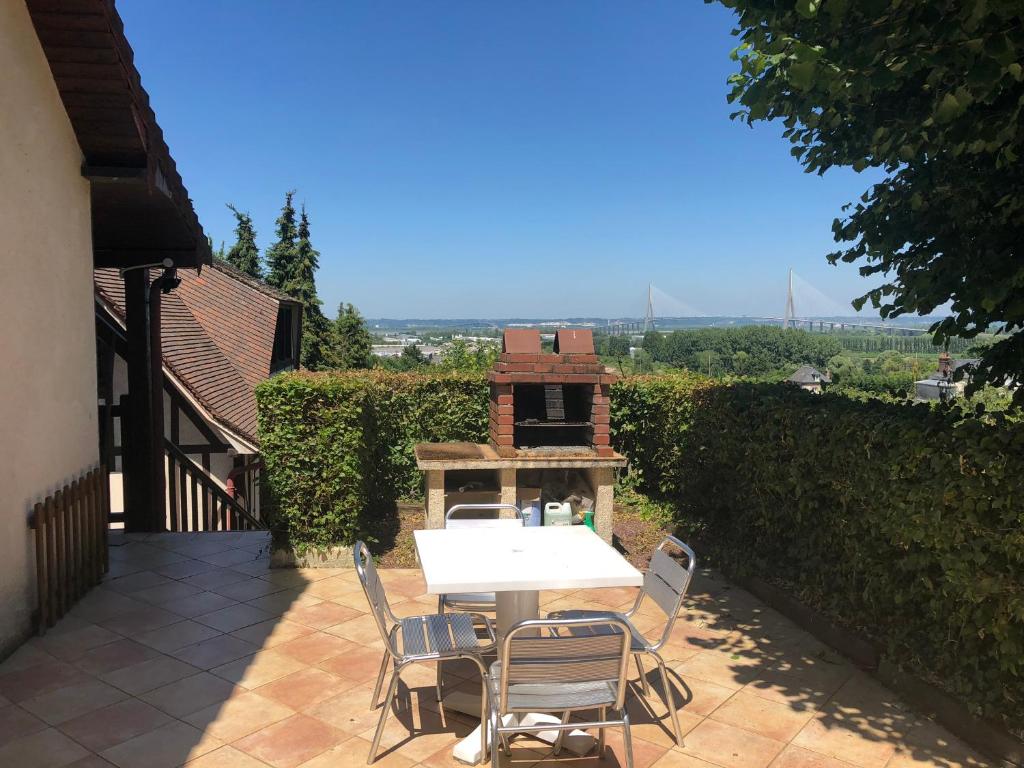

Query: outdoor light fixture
[[118, 257, 174, 278]]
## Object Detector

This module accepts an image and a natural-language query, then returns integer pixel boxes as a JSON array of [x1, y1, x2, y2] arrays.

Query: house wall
[[0, 2, 98, 656]]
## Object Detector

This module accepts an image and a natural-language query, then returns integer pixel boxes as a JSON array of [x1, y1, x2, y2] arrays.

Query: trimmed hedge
[[621, 380, 1024, 729], [257, 369, 1024, 727], [255, 370, 488, 548]]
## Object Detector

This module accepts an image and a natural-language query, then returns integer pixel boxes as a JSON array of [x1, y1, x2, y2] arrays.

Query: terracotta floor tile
[[183, 745, 270, 767], [100, 719, 222, 768], [306, 683, 382, 735], [229, 559, 274, 578], [319, 644, 389, 684], [276, 633, 356, 665], [68, 755, 119, 767], [790, 713, 896, 768], [160, 591, 239, 619], [194, 604, 274, 634], [889, 721, 990, 768], [72, 639, 161, 676], [184, 690, 294, 742], [230, 618, 316, 649], [358, 706, 470, 763], [99, 605, 184, 637], [288, 602, 363, 630], [103, 571, 173, 594], [233, 713, 346, 768], [0, 642, 57, 676], [300, 735, 416, 768], [256, 667, 360, 711], [67, 590, 147, 624], [100, 655, 201, 696], [260, 570, 317, 589], [211, 649, 307, 689], [676, 650, 763, 690], [181, 569, 253, 591], [0, 703, 47, 747], [170, 635, 260, 670], [131, 582, 205, 606], [767, 744, 859, 768], [183, 745, 272, 767], [421, 735, 545, 768], [670, 674, 736, 718], [153, 558, 220, 580], [141, 672, 239, 718], [136, 620, 223, 653], [59, 698, 173, 753], [243, 590, 323, 618], [0, 727, 90, 768], [649, 749, 723, 768], [744, 660, 853, 711], [39, 624, 122, 662], [710, 691, 815, 742], [0, 660, 91, 703], [325, 613, 386, 644], [304, 578, 365, 602], [680, 719, 785, 768], [199, 549, 263, 568], [21, 678, 127, 725], [210, 577, 288, 602]]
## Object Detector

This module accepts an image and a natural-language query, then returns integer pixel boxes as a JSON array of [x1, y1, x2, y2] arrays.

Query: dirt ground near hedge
[[376, 502, 669, 569]]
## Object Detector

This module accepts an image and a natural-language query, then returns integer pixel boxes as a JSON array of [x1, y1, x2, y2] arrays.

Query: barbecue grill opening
[[513, 384, 593, 448]]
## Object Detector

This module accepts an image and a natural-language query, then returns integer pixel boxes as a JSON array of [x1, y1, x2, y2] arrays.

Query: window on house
[[272, 306, 297, 370]]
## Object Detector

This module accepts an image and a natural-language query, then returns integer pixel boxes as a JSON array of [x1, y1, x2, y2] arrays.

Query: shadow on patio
[[0, 533, 992, 768]]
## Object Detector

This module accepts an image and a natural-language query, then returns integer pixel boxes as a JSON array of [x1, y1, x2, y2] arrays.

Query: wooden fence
[[165, 440, 265, 532], [30, 466, 109, 634]]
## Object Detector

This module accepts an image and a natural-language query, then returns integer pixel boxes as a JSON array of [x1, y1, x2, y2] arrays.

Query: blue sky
[[120, 1, 883, 319]]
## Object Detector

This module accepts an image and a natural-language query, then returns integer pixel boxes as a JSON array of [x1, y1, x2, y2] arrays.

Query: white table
[[414, 526, 643, 764]]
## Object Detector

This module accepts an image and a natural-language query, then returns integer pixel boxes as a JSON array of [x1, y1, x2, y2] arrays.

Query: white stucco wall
[[0, 1, 98, 656]]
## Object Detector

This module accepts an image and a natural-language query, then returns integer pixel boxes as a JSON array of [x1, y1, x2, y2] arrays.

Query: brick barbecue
[[488, 328, 617, 458]]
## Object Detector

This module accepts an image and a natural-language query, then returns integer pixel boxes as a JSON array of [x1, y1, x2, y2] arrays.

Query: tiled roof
[[95, 264, 296, 445]]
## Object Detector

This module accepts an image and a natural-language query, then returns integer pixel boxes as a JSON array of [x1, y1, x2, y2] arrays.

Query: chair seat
[[441, 592, 497, 612], [398, 613, 483, 657], [487, 660, 619, 711], [546, 609, 651, 652]]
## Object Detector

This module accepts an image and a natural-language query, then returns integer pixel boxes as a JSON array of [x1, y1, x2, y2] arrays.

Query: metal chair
[[546, 535, 697, 746], [485, 616, 636, 768], [354, 541, 496, 764], [437, 503, 524, 615]]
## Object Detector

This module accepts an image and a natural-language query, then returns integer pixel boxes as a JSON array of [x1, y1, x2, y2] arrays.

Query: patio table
[[413, 525, 643, 763]]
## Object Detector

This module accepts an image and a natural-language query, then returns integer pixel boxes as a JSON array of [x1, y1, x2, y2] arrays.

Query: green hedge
[[255, 370, 488, 548], [257, 369, 1024, 727], [627, 381, 1024, 729]]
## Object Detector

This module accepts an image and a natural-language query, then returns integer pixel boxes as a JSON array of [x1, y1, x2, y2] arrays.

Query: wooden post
[[123, 269, 166, 531], [591, 467, 615, 545], [32, 502, 47, 635]]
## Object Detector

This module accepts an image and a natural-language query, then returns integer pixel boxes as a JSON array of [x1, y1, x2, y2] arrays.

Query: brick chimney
[[938, 351, 952, 378]]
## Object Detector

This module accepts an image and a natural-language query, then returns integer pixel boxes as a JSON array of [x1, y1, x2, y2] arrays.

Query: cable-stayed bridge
[[599, 271, 933, 336]]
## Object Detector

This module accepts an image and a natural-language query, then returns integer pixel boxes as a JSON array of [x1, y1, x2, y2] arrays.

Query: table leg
[[495, 590, 539, 639], [449, 589, 595, 764]]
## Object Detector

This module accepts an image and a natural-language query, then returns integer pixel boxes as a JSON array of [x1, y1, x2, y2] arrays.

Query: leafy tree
[[224, 204, 262, 278], [711, 0, 1024, 400], [285, 205, 329, 369], [326, 303, 372, 370], [437, 339, 499, 371], [265, 190, 298, 290], [606, 336, 631, 358]]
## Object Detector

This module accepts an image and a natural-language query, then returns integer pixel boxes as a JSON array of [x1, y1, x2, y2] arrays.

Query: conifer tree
[[224, 204, 262, 278], [285, 205, 329, 369], [264, 190, 298, 289], [326, 303, 373, 370]]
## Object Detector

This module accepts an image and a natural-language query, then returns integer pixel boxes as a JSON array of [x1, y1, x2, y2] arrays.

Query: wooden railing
[[165, 440, 265, 532], [30, 466, 109, 634]]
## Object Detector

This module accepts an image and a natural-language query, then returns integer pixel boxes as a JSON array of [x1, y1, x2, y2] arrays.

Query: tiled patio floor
[[0, 532, 989, 768]]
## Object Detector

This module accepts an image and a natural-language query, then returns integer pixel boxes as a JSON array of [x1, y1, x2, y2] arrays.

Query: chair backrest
[[498, 616, 633, 712], [444, 503, 524, 530], [637, 536, 697, 649], [353, 541, 399, 653]]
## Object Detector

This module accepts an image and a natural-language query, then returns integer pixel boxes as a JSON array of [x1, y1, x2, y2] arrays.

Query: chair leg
[[621, 710, 635, 768], [655, 655, 683, 747], [436, 660, 444, 703], [634, 654, 650, 696], [479, 673, 489, 760], [368, 666, 401, 764], [553, 711, 571, 755], [490, 712, 501, 768], [371, 650, 390, 709], [598, 706, 607, 757]]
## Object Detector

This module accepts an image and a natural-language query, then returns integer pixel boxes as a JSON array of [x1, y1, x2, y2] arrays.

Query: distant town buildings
[[915, 352, 979, 401], [786, 365, 831, 393]]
